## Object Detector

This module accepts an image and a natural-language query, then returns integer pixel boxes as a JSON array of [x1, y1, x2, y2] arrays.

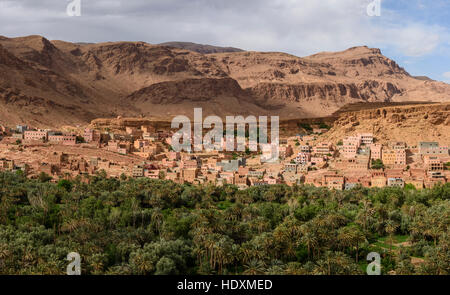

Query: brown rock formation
[[0, 35, 449, 127], [320, 103, 450, 145]]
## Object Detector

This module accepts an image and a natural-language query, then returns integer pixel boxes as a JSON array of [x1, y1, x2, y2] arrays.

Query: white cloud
[[377, 24, 444, 57], [0, 0, 448, 58], [443, 72, 450, 83]]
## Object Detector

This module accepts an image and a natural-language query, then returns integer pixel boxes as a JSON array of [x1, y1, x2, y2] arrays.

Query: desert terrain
[[0, 35, 449, 128]]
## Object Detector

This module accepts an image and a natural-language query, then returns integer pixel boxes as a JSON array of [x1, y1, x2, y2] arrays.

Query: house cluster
[[296, 133, 450, 190], [1, 123, 449, 189], [35, 151, 136, 180], [7, 125, 77, 145], [127, 130, 449, 190], [0, 158, 29, 174]]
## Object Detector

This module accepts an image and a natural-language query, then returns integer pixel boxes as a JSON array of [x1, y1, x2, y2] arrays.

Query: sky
[[0, 0, 449, 82]]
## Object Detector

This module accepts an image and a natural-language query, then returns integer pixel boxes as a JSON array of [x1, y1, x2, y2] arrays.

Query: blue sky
[[0, 0, 449, 82], [379, 0, 450, 81]]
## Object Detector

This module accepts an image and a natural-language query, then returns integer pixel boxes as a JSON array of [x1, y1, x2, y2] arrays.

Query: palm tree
[[151, 209, 164, 234], [352, 228, 367, 263], [356, 199, 374, 231], [300, 225, 319, 259], [337, 225, 367, 263], [385, 220, 399, 253], [337, 227, 354, 251], [130, 252, 153, 275], [130, 198, 140, 228], [243, 259, 266, 275], [0, 243, 11, 270]]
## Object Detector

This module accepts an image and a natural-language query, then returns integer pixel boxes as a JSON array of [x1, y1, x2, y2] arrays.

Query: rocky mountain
[[158, 42, 244, 54], [0, 35, 449, 127]]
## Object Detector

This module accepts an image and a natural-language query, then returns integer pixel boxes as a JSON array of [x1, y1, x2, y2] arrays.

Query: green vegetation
[[371, 159, 385, 170], [0, 172, 449, 275], [404, 184, 417, 191], [298, 123, 313, 132], [318, 122, 331, 130], [76, 136, 85, 144]]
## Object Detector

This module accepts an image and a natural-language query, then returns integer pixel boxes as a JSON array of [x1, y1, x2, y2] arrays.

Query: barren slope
[[0, 35, 449, 127]]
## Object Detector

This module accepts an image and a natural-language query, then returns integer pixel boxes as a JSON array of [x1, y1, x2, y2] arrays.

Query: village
[[0, 122, 449, 190]]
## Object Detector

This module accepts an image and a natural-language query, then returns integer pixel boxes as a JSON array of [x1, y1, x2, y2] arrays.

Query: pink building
[[48, 134, 76, 145], [342, 136, 361, 158], [359, 133, 374, 145], [167, 152, 181, 161], [181, 160, 198, 169], [161, 159, 177, 169], [313, 142, 332, 156], [323, 174, 345, 186], [84, 129, 100, 143], [419, 142, 449, 156], [370, 144, 382, 160], [145, 169, 160, 179], [134, 139, 150, 150], [424, 156, 444, 172], [296, 152, 311, 164], [342, 145, 358, 159], [108, 141, 131, 154], [264, 177, 281, 185], [24, 130, 48, 141], [238, 166, 250, 176], [395, 149, 407, 167], [344, 136, 361, 146], [310, 156, 326, 166]]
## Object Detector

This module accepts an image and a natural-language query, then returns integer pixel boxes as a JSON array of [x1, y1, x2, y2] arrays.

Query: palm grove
[[0, 171, 449, 275]]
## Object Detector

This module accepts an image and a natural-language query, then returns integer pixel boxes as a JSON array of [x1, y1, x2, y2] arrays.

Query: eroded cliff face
[[128, 78, 247, 104], [320, 103, 450, 145], [248, 80, 402, 103], [0, 35, 449, 127], [305, 46, 409, 78]]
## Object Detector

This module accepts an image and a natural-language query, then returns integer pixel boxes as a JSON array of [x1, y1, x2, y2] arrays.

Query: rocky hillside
[[319, 102, 450, 146], [0, 35, 449, 127]]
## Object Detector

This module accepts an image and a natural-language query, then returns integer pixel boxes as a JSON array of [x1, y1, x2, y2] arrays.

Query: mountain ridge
[[0, 35, 449, 127], [158, 41, 244, 54]]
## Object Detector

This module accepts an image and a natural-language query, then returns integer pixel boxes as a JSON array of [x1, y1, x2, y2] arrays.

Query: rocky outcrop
[[321, 103, 450, 145], [128, 78, 248, 104], [334, 103, 450, 124], [306, 46, 409, 78], [248, 80, 402, 103]]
